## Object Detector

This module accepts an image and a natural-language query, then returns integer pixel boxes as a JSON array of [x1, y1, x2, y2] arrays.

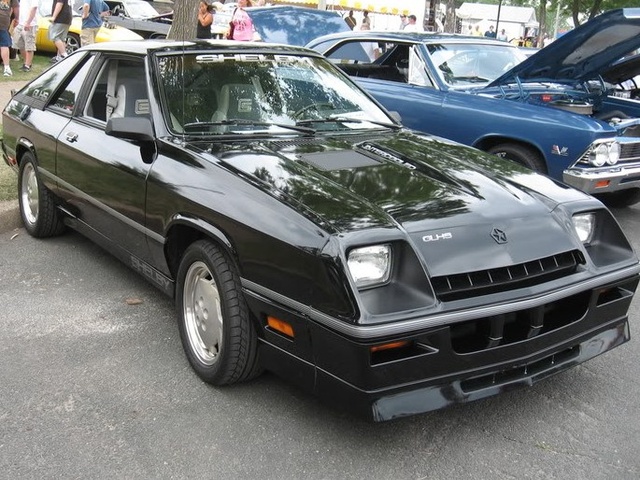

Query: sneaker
[[19, 64, 31, 72], [3, 68, 12, 77], [50, 56, 60, 63]]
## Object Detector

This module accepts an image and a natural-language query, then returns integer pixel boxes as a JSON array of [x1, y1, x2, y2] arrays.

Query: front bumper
[[563, 163, 640, 193], [249, 271, 639, 421]]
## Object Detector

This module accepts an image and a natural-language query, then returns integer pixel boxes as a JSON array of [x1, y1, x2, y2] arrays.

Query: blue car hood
[[248, 6, 351, 47], [489, 8, 640, 86]]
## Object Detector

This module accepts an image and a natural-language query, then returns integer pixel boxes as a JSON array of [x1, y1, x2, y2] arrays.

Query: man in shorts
[[12, 0, 38, 72], [0, 0, 19, 76], [81, 0, 110, 46], [49, 0, 72, 63]]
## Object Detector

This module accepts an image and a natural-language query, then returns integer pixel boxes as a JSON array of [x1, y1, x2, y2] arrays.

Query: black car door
[[55, 55, 154, 263]]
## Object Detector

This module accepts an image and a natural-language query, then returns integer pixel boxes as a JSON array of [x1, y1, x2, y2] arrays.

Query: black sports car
[[2, 40, 639, 421]]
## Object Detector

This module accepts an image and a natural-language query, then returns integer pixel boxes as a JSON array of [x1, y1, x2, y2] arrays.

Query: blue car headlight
[[347, 244, 392, 289]]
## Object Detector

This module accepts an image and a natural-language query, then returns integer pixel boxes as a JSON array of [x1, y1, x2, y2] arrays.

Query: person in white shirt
[[403, 15, 422, 33]]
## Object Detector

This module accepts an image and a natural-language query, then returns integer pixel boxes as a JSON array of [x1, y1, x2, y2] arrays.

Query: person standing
[[360, 10, 370, 30], [227, 0, 254, 41], [497, 28, 508, 41], [12, 0, 38, 72], [196, 0, 213, 39], [81, 0, 110, 47], [0, 0, 19, 76], [399, 14, 408, 30], [402, 14, 422, 32], [484, 25, 496, 38], [344, 10, 356, 30], [49, 0, 73, 63]]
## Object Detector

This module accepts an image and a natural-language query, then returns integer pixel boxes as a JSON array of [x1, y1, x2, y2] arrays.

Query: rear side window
[[50, 56, 97, 113], [19, 53, 89, 108]]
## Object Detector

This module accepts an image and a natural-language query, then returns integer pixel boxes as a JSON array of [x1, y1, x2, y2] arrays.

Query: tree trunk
[[168, 0, 201, 40], [537, 1, 546, 47], [445, 0, 456, 33]]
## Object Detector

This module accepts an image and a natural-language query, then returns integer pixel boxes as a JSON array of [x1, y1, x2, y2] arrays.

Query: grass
[[0, 53, 51, 202], [1, 51, 53, 82], [0, 161, 16, 202]]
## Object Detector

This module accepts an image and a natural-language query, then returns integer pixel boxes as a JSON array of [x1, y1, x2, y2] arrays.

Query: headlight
[[582, 141, 620, 167], [607, 142, 620, 165], [347, 244, 391, 289], [572, 213, 595, 243], [592, 144, 608, 167]]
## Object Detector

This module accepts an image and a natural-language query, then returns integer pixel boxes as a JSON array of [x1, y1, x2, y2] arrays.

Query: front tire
[[487, 143, 547, 173], [176, 240, 260, 385], [18, 152, 65, 237]]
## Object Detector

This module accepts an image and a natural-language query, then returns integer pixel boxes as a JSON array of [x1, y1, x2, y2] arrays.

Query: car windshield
[[122, 0, 161, 18], [427, 43, 527, 88], [156, 52, 395, 136]]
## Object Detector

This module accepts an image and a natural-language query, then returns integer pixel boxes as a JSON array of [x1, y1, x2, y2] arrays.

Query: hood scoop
[[301, 151, 381, 171]]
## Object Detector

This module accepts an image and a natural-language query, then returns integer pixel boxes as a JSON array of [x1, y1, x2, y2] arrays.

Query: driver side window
[[84, 58, 149, 123], [326, 40, 428, 85]]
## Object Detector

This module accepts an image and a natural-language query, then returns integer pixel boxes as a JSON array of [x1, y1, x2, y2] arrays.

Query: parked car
[[3, 40, 639, 421], [307, 9, 640, 207], [105, 0, 172, 39], [36, 4, 142, 53], [212, 5, 350, 45]]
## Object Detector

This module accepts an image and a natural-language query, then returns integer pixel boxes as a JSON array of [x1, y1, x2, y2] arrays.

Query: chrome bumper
[[563, 164, 640, 193]]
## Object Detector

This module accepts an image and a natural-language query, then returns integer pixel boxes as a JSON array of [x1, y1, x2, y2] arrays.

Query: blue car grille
[[620, 142, 640, 162], [431, 250, 585, 301]]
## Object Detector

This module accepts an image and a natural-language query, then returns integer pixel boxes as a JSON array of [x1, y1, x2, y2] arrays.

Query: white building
[[455, 2, 538, 41]]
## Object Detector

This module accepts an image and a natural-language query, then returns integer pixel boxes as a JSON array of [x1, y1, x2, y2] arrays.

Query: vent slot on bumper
[[450, 290, 592, 353]]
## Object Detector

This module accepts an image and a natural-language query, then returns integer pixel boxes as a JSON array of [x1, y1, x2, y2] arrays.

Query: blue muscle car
[[307, 9, 640, 207]]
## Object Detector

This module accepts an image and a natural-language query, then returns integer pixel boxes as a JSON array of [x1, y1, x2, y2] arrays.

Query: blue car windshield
[[427, 43, 527, 87], [156, 52, 394, 136]]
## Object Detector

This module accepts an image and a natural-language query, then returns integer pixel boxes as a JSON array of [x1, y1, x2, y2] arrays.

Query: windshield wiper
[[296, 116, 401, 130], [452, 76, 491, 83], [183, 119, 316, 135]]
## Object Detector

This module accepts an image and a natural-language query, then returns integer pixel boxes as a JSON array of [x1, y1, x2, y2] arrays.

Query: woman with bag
[[227, 0, 254, 41]]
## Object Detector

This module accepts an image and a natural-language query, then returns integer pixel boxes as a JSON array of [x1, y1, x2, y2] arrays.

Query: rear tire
[[595, 188, 640, 208], [18, 152, 65, 238], [487, 143, 547, 173], [176, 240, 261, 385]]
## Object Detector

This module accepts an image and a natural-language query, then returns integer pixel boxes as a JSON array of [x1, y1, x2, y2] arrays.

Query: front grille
[[620, 142, 640, 162], [431, 250, 584, 301]]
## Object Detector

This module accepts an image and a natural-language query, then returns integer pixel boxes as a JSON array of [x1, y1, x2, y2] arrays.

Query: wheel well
[[15, 143, 34, 166], [474, 137, 547, 170], [164, 223, 236, 280]]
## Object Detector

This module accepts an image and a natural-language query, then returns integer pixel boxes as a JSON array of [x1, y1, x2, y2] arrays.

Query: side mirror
[[106, 117, 155, 142]]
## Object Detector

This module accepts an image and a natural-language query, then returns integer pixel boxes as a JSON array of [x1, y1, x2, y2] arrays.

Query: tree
[[167, 0, 200, 40]]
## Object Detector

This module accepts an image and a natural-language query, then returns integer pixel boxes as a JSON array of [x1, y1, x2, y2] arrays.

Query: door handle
[[65, 132, 78, 143]]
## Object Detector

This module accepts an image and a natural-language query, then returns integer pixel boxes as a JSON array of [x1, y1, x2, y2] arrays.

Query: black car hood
[[206, 131, 587, 276], [489, 8, 640, 87]]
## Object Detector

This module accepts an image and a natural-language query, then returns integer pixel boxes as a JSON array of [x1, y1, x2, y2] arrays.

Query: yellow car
[[36, 15, 142, 54]]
